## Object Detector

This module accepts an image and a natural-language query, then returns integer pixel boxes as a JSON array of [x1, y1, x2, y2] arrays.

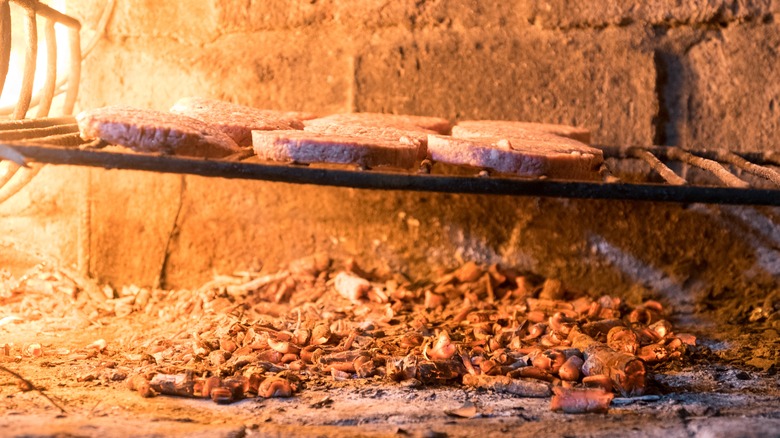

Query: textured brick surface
[[79, 40, 206, 111], [525, 0, 777, 29], [0, 165, 82, 274], [193, 31, 352, 113], [680, 22, 780, 151], [355, 27, 657, 146], [79, 31, 351, 114], [69, 0, 220, 43], [213, 0, 522, 32], [87, 169, 182, 287]]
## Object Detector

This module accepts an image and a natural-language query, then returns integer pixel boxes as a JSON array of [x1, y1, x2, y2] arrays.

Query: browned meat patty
[[252, 130, 419, 169], [427, 132, 603, 180], [77, 105, 241, 158], [304, 112, 452, 135], [170, 97, 311, 146], [452, 120, 591, 144], [303, 123, 431, 160]]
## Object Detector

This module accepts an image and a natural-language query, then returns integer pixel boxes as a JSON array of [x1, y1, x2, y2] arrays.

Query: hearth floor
[[2, 309, 778, 437]]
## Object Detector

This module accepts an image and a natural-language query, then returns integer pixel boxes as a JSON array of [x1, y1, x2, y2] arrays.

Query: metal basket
[[0, 0, 81, 202]]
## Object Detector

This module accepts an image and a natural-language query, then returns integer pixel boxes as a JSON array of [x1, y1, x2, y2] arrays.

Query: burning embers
[[119, 256, 694, 413]]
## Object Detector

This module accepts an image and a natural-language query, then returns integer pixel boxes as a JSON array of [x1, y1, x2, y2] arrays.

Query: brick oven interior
[[1, 1, 779, 437]]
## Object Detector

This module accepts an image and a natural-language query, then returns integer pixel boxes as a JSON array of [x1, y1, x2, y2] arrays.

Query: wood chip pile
[[127, 255, 696, 413], [1, 255, 696, 414]]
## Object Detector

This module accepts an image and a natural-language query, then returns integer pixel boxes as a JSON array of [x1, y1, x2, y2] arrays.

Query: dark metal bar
[[6, 143, 780, 206], [0, 143, 25, 164]]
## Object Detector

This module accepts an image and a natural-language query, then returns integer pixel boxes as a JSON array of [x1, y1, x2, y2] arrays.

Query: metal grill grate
[[2, 117, 780, 206]]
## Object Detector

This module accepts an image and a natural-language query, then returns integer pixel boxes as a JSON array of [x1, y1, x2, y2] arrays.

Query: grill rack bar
[[1, 119, 780, 206]]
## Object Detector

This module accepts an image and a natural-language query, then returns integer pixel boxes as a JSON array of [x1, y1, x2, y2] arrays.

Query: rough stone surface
[[355, 27, 657, 146], [212, 0, 523, 32], [87, 169, 182, 288], [69, 1, 220, 43], [192, 31, 352, 114], [78, 40, 207, 111], [524, 0, 777, 29], [679, 22, 780, 151], [78, 32, 352, 115], [0, 165, 82, 275]]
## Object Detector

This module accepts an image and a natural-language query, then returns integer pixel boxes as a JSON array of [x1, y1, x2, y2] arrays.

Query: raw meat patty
[[304, 112, 452, 135], [427, 132, 603, 180], [452, 120, 591, 144], [77, 105, 241, 158], [170, 97, 311, 146], [303, 123, 432, 160], [252, 130, 418, 169]]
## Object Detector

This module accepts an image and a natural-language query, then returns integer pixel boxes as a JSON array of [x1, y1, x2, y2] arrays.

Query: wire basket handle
[[0, 0, 81, 119]]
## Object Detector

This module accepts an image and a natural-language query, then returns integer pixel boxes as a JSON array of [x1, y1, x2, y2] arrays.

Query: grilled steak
[[304, 112, 452, 135], [76, 105, 241, 158], [252, 130, 419, 169], [452, 120, 591, 144], [427, 132, 603, 180], [303, 123, 431, 160], [170, 97, 313, 146]]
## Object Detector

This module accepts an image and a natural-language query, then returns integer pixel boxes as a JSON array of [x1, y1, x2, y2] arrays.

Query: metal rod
[[0, 123, 77, 140], [11, 0, 80, 29], [699, 149, 780, 187], [12, 7, 36, 119], [759, 151, 780, 166], [8, 143, 780, 206], [0, 161, 40, 202], [627, 147, 687, 186], [63, 26, 80, 115], [665, 147, 750, 188], [0, 160, 20, 190], [0, 0, 10, 98], [0, 116, 75, 129], [0, 142, 25, 164], [36, 19, 57, 117], [15, 131, 83, 146]]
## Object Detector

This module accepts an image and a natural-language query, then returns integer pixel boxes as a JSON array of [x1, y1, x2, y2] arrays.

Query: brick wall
[[3, 1, 778, 306]]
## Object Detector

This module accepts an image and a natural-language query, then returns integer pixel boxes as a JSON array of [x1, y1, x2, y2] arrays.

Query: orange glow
[[0, 0, 69, 112]]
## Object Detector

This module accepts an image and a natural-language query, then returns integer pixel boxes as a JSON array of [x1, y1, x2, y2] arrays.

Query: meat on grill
[[452, 120, 592, 144], [170, 97, 314, 146], [76, 105, 242, 158], [305, 112, 452, 135], [426, 132, 603, 180], [303, 122, 432, 160], [252, 130, 419, 169]]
